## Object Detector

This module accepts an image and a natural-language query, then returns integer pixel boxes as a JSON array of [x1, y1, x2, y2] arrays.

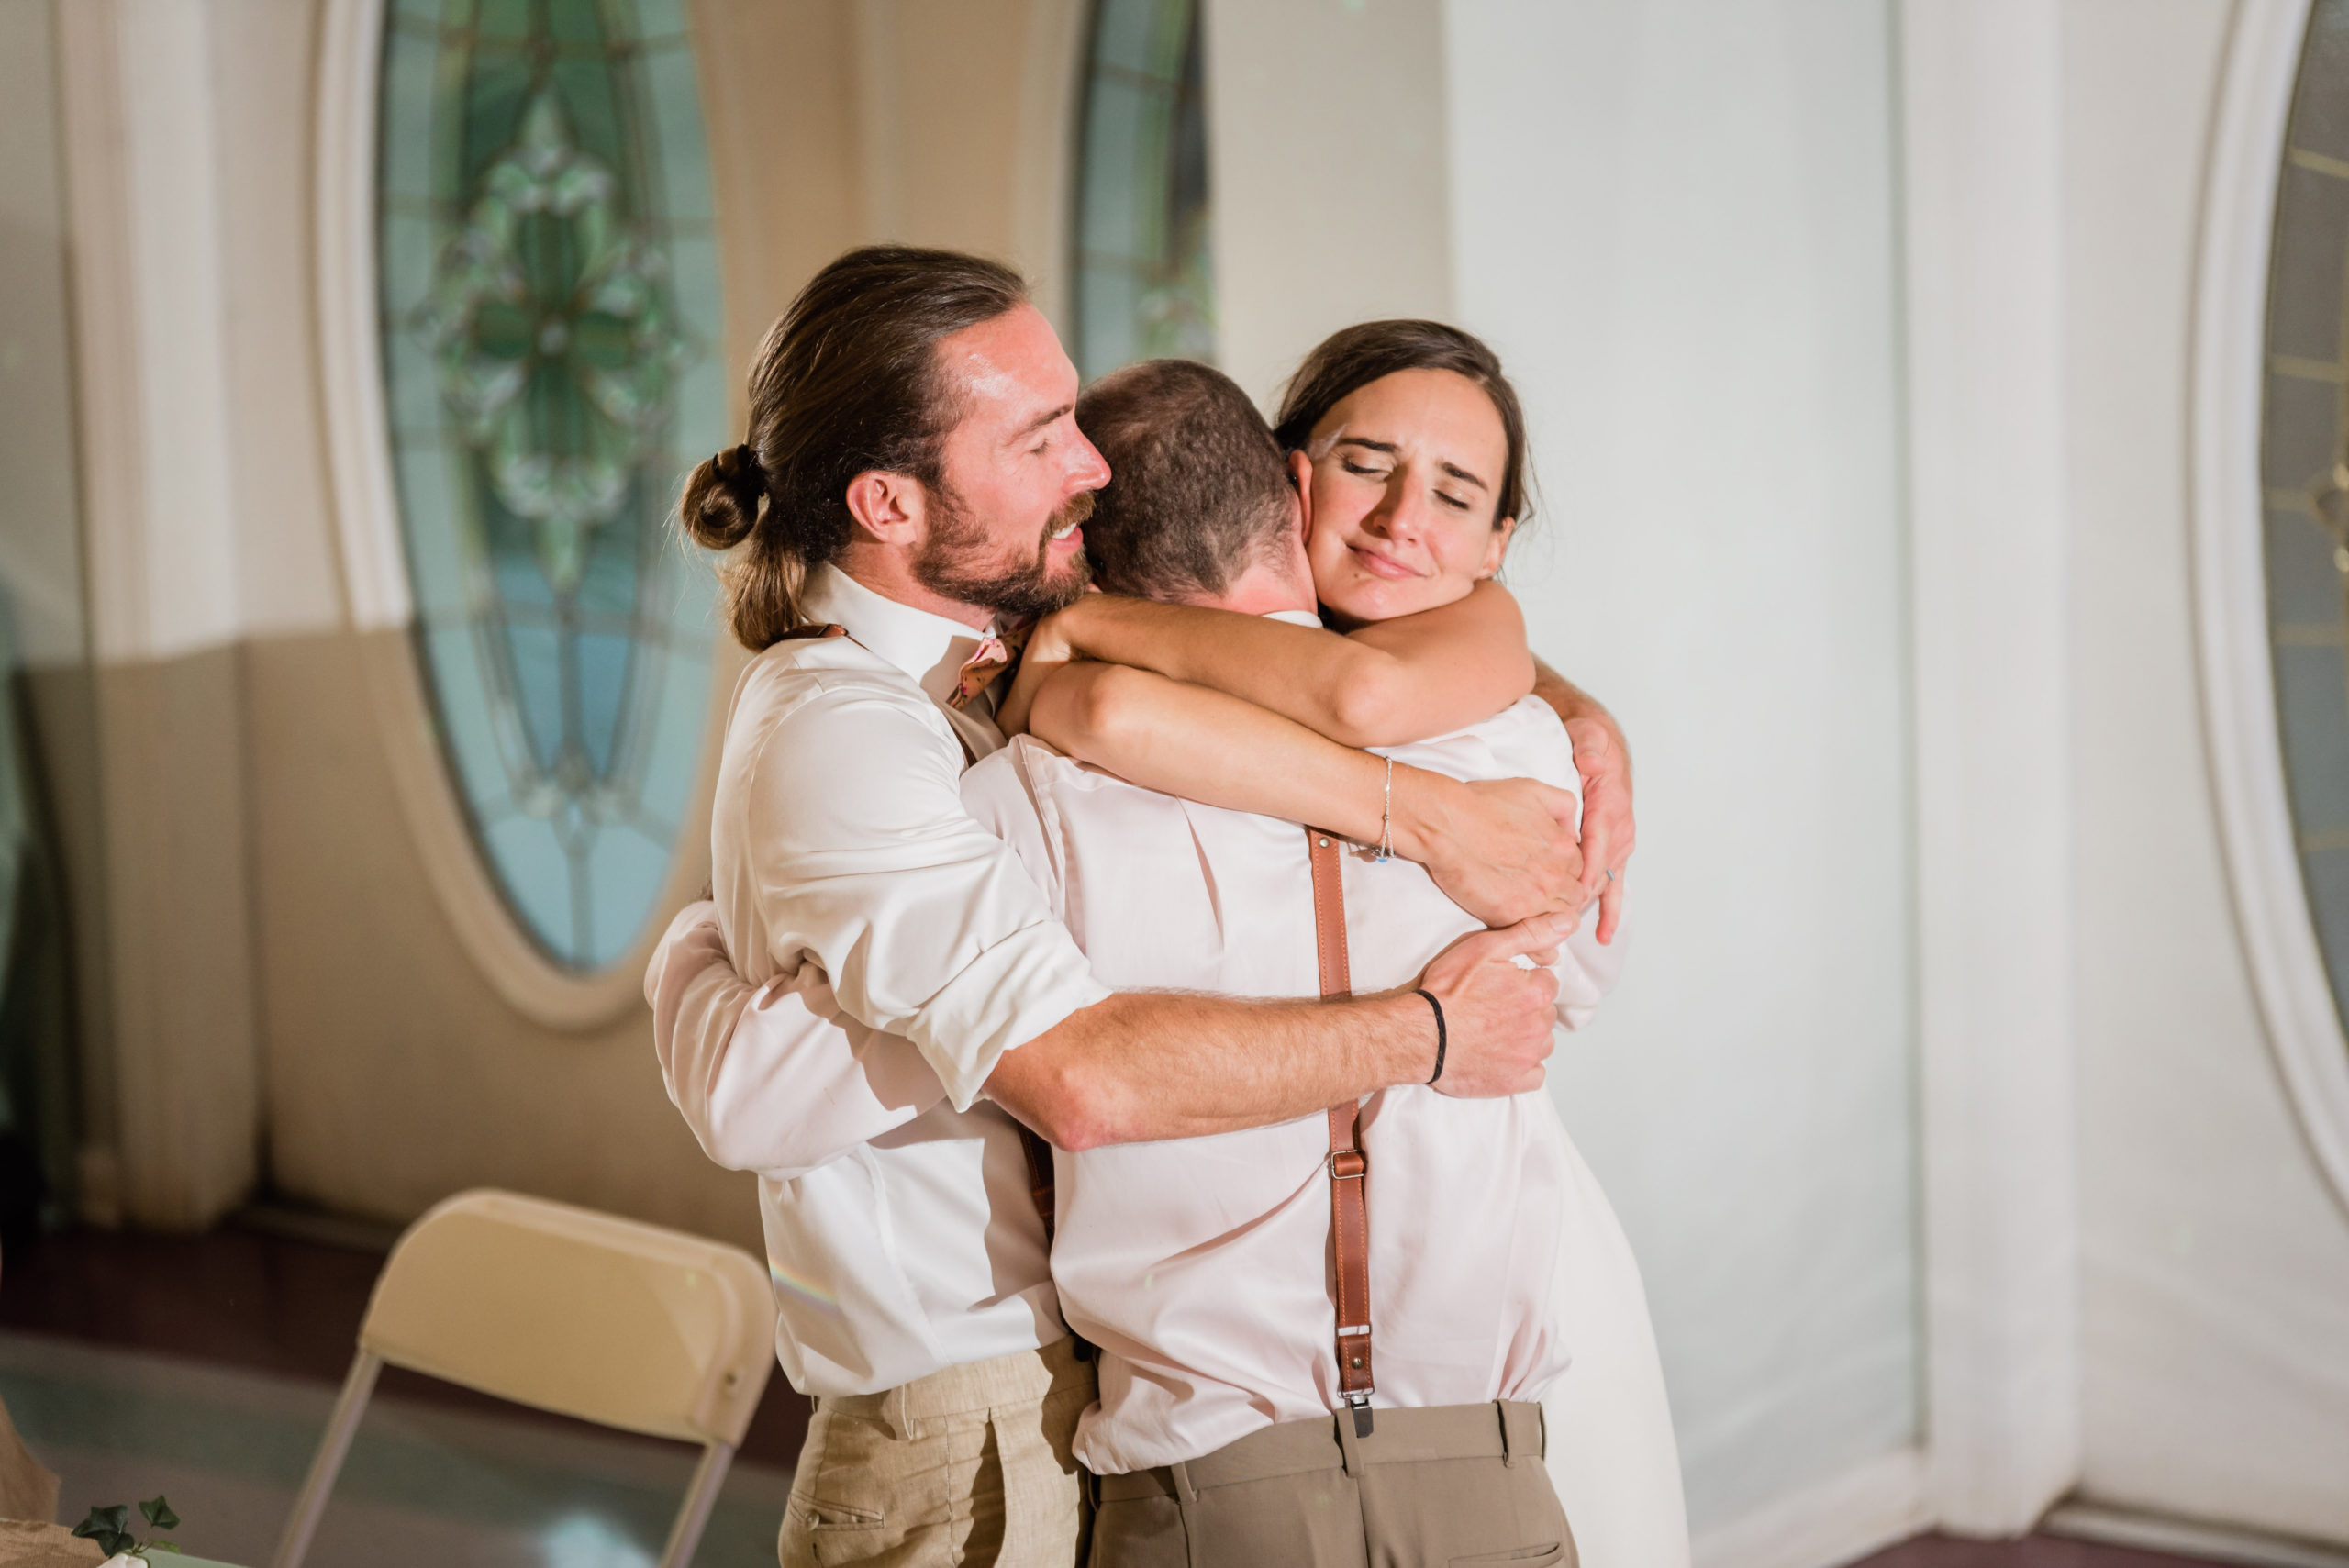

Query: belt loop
[[1335, 1408, 1367, 1477], [1499, 1401, 1542, 1468], [1169, 1460, 1203, 1562], [882, 1385, 918, 1443]]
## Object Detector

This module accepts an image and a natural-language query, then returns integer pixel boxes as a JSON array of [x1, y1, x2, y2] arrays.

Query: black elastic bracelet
[[1415, 988, 1447, 1084]]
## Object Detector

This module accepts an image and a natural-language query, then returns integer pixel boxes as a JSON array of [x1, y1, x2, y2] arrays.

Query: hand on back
[[1410, 914, 1567, 1097]]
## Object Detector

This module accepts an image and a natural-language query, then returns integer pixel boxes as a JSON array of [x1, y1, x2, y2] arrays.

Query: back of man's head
[[1075, 360, 1296, 602]]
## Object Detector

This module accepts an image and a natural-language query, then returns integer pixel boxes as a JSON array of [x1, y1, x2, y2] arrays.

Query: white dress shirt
[[693, 563, 1108, 1397], [954, 668, 1629, 1476], [654, 606, 1687, 1559]]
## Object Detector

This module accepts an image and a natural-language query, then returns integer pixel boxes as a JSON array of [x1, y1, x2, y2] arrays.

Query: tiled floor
[[1852, 1534, 2242, 1567], [0, 1218, 815, 1469], [0, 1220, 2268, 1568], [0, 1218, 810, 1566]]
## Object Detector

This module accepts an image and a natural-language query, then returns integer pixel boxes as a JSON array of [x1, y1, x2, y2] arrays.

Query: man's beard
[[914, 486, 1096, 622]]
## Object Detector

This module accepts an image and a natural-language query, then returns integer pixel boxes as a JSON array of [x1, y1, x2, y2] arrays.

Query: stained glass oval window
[[377, 0, 725, 971], [2262, 0, 2349, 1032], [1072, 0, 1215, 381]]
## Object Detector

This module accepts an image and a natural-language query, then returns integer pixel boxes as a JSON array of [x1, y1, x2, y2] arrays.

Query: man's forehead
[[938, 306, 1078, 436]]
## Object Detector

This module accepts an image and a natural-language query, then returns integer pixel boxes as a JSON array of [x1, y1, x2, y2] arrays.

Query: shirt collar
[[800, 564, 996, 709], [1264, 608, 1323, 627]]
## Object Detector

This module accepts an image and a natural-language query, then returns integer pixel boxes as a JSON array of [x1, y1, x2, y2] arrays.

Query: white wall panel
[[1442, 0, 1918, 1534], [1204, 0, 1453, 402], [2071, 0, 2349, 1543]]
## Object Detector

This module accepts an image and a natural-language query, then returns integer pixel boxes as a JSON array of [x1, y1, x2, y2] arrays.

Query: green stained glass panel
[[377, 0, 726, 970], [2262, 0, 2349, 1047], [1072, 0, 1215, 382]]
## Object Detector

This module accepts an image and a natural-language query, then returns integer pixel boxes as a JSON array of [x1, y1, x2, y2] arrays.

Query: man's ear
[[844, 470, 928, 545], [1286, 449, 1316, 539]]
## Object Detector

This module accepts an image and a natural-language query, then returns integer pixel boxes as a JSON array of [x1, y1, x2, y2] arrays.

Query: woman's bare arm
[[1002, 582, 1533, 746], [1030, 662, 1588, 928], [1531, 657, 1635, 944]]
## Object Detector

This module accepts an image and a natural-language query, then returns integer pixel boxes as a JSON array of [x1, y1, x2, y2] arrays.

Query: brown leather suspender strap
[[1308, 828, 1376, 1437]]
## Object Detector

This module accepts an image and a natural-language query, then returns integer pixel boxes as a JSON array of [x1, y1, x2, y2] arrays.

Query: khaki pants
[[1088, 1402, 1574, 1568], [780, 1337, 1097, 1568]]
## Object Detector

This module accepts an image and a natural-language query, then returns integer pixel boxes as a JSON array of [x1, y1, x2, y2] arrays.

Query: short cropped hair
[[1074, 360, 1295, 601]]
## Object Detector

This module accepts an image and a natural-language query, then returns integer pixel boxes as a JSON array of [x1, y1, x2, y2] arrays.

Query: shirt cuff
[[907, 923, 1113, 1111]]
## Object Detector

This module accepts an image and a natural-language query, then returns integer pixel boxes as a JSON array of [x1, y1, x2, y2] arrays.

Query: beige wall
[[1206, 0, 1453, 402], [250, 628, 760, 1245], [49, 0, 1094, 1237]]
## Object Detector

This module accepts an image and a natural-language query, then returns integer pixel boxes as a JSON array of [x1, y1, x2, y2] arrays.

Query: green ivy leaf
[[72, 1505, 132, 1555], [139, 1496, 180, 1531]]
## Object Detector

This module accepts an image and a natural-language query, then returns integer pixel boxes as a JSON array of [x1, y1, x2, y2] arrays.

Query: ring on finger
[[1603, 867, 1619, 884]]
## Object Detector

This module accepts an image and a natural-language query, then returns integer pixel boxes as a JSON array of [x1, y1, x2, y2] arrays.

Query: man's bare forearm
[[1532, 658, 1630, 768], [985, 988, 1436, 1151]]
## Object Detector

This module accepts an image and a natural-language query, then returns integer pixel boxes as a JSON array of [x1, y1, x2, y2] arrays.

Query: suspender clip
[[1345, 1390, 1375, 1439]]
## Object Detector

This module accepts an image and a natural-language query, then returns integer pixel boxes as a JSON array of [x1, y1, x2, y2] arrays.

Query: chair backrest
[[360, 1189, 774, 1447]]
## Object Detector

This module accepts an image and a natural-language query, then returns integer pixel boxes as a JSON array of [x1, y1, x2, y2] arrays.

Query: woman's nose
[[1371, 481, 1429, 543]]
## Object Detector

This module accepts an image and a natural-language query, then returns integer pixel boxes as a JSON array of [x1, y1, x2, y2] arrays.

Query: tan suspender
[[778, 620, 1063, 1240], [1308, 828, 1377, 1437]]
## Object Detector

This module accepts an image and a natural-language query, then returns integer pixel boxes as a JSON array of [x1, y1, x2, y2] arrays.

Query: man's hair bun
[[679, 443, 767, 551]]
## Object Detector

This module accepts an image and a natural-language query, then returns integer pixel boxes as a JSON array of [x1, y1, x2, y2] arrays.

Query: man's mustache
[[1041, 490, 1097, 540]]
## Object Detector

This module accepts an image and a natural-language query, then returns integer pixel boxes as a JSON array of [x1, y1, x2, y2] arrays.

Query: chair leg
[[656, 1440, 736, 1568], [271, 1350, 382, 1568]]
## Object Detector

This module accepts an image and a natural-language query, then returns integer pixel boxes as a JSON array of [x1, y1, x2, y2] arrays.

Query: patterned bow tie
[[950, 620, 1033, 708]]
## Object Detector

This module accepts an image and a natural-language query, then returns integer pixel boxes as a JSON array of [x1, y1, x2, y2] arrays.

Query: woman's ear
[[1477, 516, 1518, 579], [1287, 449, 1317, 539]]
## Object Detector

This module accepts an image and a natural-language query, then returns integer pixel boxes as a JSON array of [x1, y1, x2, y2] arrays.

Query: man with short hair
[[959, 358, 1681, 1566], [659, 246, 1628, 1568]]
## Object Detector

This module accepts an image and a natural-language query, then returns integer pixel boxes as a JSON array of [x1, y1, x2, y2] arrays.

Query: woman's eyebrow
[[1334, 435, 1488, 491]]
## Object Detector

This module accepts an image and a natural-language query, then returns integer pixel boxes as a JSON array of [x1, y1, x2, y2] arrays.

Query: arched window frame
[[2193, 0, 2349, 1214], [1070, 0, 1216, 381], [314, 0, 729, 1029]]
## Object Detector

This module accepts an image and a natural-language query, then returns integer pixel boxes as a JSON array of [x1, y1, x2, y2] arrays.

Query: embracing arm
[[1531, 657, 1637, 944], [985, 914, 1570, 1150], [999, 582, 1532, 748], [1028, 662, 1586, 927], [645, 902, 946, 1176], [648, 895, 1563, 1162]]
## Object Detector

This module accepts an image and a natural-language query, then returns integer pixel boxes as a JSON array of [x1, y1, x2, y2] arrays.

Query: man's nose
[[1068, 430, 1112, 492]]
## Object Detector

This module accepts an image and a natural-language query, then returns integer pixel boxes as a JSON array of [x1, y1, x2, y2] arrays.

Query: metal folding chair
[[271, 1188, 775, 1568]]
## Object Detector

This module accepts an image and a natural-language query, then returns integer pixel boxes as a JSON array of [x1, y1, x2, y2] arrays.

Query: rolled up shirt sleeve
[[735, 676, 1109, 1110], [645, 901, 952, 1177]]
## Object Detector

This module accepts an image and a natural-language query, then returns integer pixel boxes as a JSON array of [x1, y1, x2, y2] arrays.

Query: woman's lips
[[1350, 544, 1421, 581]]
